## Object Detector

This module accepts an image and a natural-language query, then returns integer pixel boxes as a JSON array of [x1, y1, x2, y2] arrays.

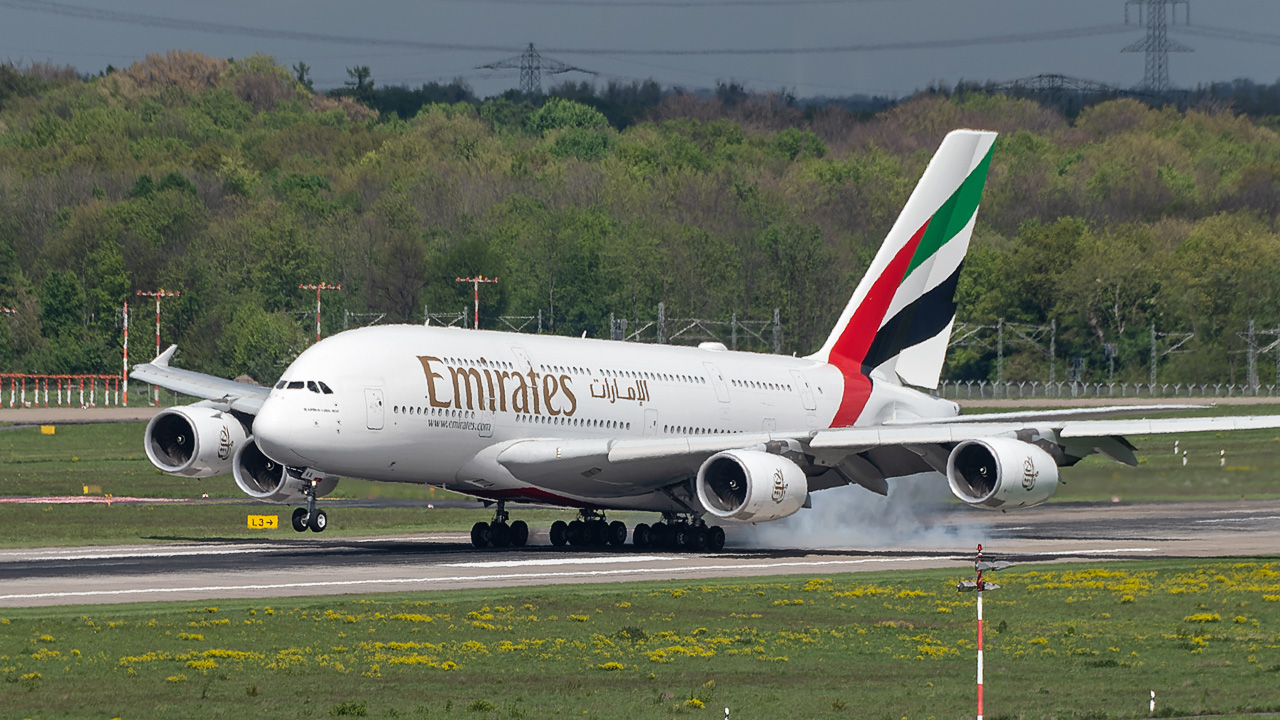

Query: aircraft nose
[[252, 396, 310, 466]]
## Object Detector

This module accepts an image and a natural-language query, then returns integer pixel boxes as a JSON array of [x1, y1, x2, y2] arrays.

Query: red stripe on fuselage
[[827, 219, 929, 427], [468, 487, 599, 509]]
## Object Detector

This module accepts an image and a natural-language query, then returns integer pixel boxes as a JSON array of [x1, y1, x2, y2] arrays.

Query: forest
[[1, 51, 1279, 387]]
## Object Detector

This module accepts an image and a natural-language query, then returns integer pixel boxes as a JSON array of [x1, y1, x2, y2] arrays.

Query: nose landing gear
[[290, 478, 328, 533]]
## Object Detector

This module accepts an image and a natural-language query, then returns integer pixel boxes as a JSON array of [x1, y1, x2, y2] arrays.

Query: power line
[[2, 2, 1135, 57], [436, 0, 922, 6], [1175, 24, 1280, 47]]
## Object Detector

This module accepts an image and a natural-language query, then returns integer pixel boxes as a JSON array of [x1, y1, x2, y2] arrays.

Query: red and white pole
[[154, 295, 160, 405], [136, 289, 179, 406], [298, 283, 341, 343], [122, 300, 128, 406], [455, 276, 497, 330], [977, 581, 984, 720]]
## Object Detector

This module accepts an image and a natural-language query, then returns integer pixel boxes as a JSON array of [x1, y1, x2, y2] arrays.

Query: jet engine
[[946, 437, 1059, 510], [695, 449, 807, 523], [144, 406, 249, 478], [233, 438, 338, 504]]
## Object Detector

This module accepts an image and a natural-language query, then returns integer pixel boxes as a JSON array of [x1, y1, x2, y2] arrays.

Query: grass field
[[2, 559, 1280, 719], [2, 405, 1280, 547]]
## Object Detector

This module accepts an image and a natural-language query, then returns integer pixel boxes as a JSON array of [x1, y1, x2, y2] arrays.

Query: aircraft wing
[[495, 413, 1280, 498], [129, 345, 269, 415]]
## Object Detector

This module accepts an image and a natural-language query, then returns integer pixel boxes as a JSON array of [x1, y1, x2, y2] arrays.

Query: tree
[[344, 66, 374, 102], [293, 61, 314, 92]]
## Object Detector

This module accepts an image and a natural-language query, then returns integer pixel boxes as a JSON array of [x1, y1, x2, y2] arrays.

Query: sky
[[0, 0, 1276, 98]]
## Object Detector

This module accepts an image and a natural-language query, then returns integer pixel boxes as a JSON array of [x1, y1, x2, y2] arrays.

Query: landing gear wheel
[[632, 523, 651, 548], [470, 521, 491, 549], [308, 508, 327, 533], [291, 508, 308, 533], [591, 521, 610, 547], [607, 521, 628, 547], [568, 515, 586, 543], [489, 521, 511, 548], [549, 520, 569, 547], [707, 525, 726, 552], [671, 525, 689, 550], [691, 526, 708, 551], [650, 523, 668, 548], [510, 520, 529, 548]]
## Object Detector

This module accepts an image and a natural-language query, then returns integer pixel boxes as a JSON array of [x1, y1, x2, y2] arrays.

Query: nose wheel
[[290, 478, 328, 533]]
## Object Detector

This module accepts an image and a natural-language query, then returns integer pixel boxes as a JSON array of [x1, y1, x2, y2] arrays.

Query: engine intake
[[695, 449, 807, 523], [144, 406, 249, 478], [946, 437, 1059, 510], [232, 438, 338, 504]]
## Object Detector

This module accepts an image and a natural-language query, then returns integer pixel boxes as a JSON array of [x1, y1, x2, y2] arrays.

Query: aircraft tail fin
[[812, 129, 996, 393]]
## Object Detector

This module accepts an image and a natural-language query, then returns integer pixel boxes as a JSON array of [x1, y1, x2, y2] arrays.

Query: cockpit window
[[317, 381, 334, 394], [275, 381, 286, 389], [287, 381, 304, 390], [306, 381, 320, 393]]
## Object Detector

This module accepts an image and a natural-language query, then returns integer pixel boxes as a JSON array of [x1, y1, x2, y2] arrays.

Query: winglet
[[153, 345, 178, 366]]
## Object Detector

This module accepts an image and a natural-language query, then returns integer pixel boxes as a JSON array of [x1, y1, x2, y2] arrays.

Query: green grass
[[3, 559, 1280, 719], [2, 406, 1280, 547]]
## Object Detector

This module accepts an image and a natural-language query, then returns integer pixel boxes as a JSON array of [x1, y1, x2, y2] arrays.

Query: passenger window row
[[445, 357, 515, 370], [664, 424, 739, 436], [518, 415, 630, 430], [602, 368, 705, 385], [731, 379, 791, 392]]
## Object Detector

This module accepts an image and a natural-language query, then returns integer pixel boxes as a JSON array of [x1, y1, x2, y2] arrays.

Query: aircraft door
[[364, 388, 385, 430], [643, 408, 658, 436], [790, 370, 817, 410], [703, 362, 730, 403]]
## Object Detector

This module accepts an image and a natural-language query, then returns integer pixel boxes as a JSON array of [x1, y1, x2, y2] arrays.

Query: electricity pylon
[[478, 43, 594, 96], [1123, 0, 1192, 92]]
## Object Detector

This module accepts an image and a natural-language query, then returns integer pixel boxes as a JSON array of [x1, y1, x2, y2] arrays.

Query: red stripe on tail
[[827, 219, 929, 427]]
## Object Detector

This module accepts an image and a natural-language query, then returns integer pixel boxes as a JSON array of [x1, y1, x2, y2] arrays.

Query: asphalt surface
[[1, 499, 1276, 608]]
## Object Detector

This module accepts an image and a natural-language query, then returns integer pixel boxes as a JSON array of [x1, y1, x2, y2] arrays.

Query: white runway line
[[1193, 516, 1280, 524], [1012, 548, 1156, 556], [0, 545, 283, 562], [447, 555, 673, 568], [0, 555, 961, 602]]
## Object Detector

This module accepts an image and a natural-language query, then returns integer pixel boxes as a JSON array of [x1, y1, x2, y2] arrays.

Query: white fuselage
[[250, 325, 958, 511]]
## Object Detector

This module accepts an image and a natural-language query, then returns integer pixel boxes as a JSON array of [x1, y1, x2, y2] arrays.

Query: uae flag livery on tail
[[812, 130, 998, 428]]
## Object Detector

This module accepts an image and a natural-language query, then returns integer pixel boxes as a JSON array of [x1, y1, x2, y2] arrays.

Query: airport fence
[[936, 380, 1280, 400]]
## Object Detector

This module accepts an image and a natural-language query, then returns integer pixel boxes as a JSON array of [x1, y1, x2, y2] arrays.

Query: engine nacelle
[[144, 406, 249, 478], [233, 438, 338, 504], [946, 437, 1060, 510], [695, 449, 807, 523]]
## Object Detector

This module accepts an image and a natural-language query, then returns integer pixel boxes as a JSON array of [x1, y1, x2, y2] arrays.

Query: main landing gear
[[290, 479, 327, 533], [548, 510, 629, 548], [542, 512, 726, 552], [633, 513, 725, 552], [470, 501, 529, 549]]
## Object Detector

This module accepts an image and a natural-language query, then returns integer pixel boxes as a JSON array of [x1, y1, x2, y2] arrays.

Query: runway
[[1, 499, 1277, 608]]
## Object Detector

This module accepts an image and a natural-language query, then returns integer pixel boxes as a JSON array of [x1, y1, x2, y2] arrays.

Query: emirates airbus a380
[[133, 130, 1280, 552]]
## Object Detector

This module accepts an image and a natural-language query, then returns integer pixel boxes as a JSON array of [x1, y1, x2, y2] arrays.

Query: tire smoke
[[736, 473, 991, 549]]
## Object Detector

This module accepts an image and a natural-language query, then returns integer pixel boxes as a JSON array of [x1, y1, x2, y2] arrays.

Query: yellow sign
[[247, 515, 278, 529], [82, 485, 101, 495], [40, 426, 55, 435]]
